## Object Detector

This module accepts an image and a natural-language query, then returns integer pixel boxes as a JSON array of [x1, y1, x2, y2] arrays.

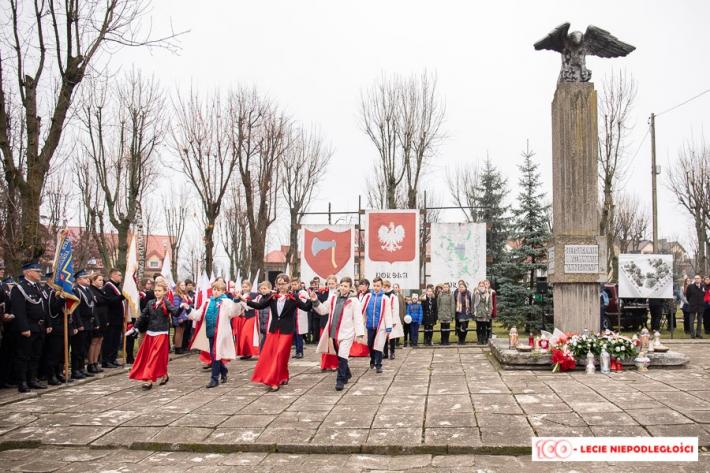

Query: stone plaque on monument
[[564, 244, 599, 274]]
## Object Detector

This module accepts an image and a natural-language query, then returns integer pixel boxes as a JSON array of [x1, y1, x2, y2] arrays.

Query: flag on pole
[[196, 270, 210, 308], [285, 262, 290, 277], [49, 230, 80, 313], [251, 269, 260, 290], [123, 234, 141, 319], [236, 270, 242, 291], [160, 248, 176, 290]]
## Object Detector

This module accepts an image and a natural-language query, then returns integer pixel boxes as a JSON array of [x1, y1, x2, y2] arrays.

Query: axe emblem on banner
[[311, 238, 337, 269]]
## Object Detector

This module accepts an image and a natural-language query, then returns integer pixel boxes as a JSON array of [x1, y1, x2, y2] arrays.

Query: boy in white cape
[[314, 277, 365, 391]]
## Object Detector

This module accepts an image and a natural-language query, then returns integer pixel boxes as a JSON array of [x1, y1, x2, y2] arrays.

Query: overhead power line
[[656, 88, 710, 118]]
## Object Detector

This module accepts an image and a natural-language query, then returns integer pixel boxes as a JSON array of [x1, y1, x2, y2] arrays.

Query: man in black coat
[[0, 276, 16, 387], [72, 269, 96, 379], [11, 262, 51, 392], [101, 269, 125, 368], [40, 273, 69, 385], [686, 274, 705, 339]]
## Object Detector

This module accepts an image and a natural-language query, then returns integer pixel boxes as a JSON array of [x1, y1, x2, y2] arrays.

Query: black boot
[[28, 378, 47, 389], [47, 375, 60, 386], [87, 364, 99, 374], [18, 382, 30, 393], [94, 363, 104, 373], [81, 368, 95, 377]]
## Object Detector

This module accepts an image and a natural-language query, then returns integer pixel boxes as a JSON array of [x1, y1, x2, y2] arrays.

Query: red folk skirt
[[251, 329, 293, 387], [320, 327, 339, 370], [349, 338, 369, 357], [129, 333, 169, 382], [235, 316, 259, 357]]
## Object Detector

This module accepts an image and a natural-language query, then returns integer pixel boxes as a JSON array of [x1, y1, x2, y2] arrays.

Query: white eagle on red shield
[[303, 228, 352, 278]]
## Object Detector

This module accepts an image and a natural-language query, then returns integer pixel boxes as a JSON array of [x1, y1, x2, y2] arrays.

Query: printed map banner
[[430, 223, 486, 287], [618, 253, 673, 299], [300, 225, 355, 282], [365, 210, 419, 289]]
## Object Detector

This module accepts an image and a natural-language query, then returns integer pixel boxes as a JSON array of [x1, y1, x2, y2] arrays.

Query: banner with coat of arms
[[299, 225, 355, 282], [365, 210, 419, 289]]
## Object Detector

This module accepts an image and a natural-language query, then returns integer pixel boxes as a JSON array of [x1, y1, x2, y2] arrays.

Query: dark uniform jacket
[[41, 284, 67, 332], [103, 280, 126, 326], [73, 284, 96, 330], [11, 279, 49, 333], [247, 294, 316, 334]]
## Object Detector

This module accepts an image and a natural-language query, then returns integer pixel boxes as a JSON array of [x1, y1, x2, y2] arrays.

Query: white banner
[[364, 210, 419, 289], [430, 222, 486, 287], [618, 253, 673, 298], [299, 224, 355, 283]]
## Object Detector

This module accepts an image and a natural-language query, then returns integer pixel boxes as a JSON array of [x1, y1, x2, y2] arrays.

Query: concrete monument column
[[534, 23, 635, 334]]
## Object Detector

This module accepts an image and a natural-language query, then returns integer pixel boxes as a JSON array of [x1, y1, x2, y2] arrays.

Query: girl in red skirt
[[127, 280, 183, 390], [241, 274, 321, 392], [235, 280, 259, 360]]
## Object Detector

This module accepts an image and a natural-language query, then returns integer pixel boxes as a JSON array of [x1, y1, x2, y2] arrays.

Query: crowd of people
[[0, 261, 498, 394]]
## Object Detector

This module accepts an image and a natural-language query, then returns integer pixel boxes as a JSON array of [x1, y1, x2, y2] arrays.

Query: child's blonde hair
[[258, 281, 272, 290], [154, 280, 169, 292], [212, 280, 227, 291]]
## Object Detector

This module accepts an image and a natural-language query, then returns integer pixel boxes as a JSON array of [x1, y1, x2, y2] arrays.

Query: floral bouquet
[[548, 328, 637, 373], [551, 347, 576, 372]]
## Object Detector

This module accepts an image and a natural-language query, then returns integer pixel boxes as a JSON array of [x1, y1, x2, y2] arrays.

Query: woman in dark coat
[[88, 274, 109, 374], [421, 287, 438, 346]]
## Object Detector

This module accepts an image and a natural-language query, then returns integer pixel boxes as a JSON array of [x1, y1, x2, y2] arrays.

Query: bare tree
[[361, 71, 445, 210], [598, 70, 637, 277], [222, 181, 251, 280], [0, 0, 183, 273], [41, 168, 72, 235], [173, 90, 235, 275], [282, 126, 333, 274], [447, 163, 480, 222], [79, 69, 164, 273], [228, 88, 287, 276], [613, 192, 648, 255], [164, 191, 188, 280], [76, 158, 115, 270], [667, 139, 710, 275]]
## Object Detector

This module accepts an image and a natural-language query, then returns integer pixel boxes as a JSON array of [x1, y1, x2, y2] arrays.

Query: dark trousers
[[182, 322, 193, 350], [682, 307, 690, 333], [0, 329, 17, 384], [650, 306, 663, 332], [208, 336, 227, 382], [337, 355, 351, 384], [689, 311, 703, 337], [102, 324, 122, 364], [293, 332, 304, 355], [42, 329, 64, 377], [403, 322, 411, 345], [382, 338, 396, 357], [423, 324, 434, 345], [367, 328, 383, 368], [476, 320, 491, 345], [409, 322, 420, 346], [440, 322, 451, 345], [704, 307, 710, 334], [14, 331, 45, 383], [70, 330, 88, 372], [456, 320, 469, 344]]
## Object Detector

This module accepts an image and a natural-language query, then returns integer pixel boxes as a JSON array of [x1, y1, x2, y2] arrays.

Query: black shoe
[[56, 373, 66, 383], [87, 364, 98, 374], [335, 381, 344, 391], [202, 365, 211, 370], [383, 353, 389, 359], [220, 374, 228, 384], [295, 352, 304, 359], [207, 379, 219, 388], [390, 353, 395, 360], [239, 356, 252, 360], [698, 335, 704, 339], [376, 367, 383, 374], [18, 382, 30, 393], [174, 348, 184, 355], [94, 364, 104, 373], [370, 363, 375, 369], [28, 379, 47, 389], [71, 371, 85, 380], [142, 383, 152, 390], [47, 375, 60, 386], [82, 369, 95, 377]]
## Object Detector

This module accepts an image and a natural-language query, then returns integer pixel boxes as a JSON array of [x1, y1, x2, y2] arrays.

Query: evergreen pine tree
[[474, 157, 509, 285], [496, 143, 551, 331]]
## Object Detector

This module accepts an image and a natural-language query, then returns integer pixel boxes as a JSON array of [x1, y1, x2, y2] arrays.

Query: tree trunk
[[696, 209, 707, 275], [287, 210, 299, 276], [204, 218, 216, 276], [115, 224, 129, 275]]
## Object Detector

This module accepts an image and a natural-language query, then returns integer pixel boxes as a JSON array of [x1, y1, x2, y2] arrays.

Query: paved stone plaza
[[1, 341, 710, 471]]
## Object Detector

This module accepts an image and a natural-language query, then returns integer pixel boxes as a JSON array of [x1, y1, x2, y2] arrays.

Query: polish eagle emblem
[[378, 222, 405, 252]]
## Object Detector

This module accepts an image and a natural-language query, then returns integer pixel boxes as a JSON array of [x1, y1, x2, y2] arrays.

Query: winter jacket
[[422, 297, 438, 325], [436, 292, 455, 323]]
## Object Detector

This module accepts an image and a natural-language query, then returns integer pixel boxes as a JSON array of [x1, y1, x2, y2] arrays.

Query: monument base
[[553, 283, 600, 334], [489, 338, 690, 371]]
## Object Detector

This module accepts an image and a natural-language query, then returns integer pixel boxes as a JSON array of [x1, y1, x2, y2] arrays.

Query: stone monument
[[535, 24, 635, 334]]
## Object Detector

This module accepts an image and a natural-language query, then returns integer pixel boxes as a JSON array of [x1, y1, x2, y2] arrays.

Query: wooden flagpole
[[63, 309, 70, 383], [122, 302, 128, 366]]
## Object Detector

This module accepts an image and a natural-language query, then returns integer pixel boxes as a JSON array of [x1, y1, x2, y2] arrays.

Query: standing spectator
[[172, 281, 192, 354], [87, 273, 109, 374], [392, 283, 405, 347], [382, 279, 404, 359], [679, 278, 690, 334], [484, 279, 496, 342], [182, 279, 196, 349], [685, 274, 705, 339], [648, 298, 664, 332], [704, 277, 710, 335], [600, 284, 610, 331], [474, 280, 494, 345], [421, 287, 437, 346], [102, 269, 125, 368], [454, 280, 472, 345], [436, 283, 455, 345], [406, 293, 423, 347], [73, 270, 96, 379]]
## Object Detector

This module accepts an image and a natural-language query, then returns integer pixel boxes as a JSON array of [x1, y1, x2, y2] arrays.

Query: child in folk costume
[[234, 281, 259, 360], [127, 280, 182, 390], [319, 275, 340, 371], [361, 277, 393, 373], [242, 274, 321, 392], [382, 279, 404, 360], [313, 277, 365, 391], [350, 278, 371, 357], [256, 281, 272, 350], [289, 278, 309, 359], [188, 279, 244, 388]]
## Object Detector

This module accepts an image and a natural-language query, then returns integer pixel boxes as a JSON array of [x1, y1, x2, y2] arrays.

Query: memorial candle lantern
[[585, 351, 595, 374], [509, 327, 518, 349], [653, 331, 661, 347], [639, 328, 650, 350], [600, 348, 611, 374]]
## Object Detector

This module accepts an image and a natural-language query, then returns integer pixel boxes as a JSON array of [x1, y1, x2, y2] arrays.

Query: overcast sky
[[111, 0, 709, 272]]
